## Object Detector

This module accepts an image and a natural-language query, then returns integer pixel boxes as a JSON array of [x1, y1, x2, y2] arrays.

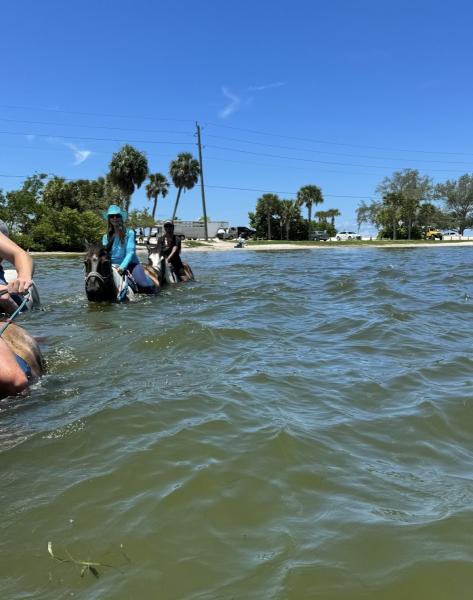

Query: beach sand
[[26, 239, 473, 257], [180, 239, 473, 252]]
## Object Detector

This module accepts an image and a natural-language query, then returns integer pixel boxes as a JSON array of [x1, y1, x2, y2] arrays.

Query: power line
[[0, 173, 376, 200], [3, 128, 467, 172], [0, 104, 195, 124], [0, 117, 194, 137], [206, 184, 374, 199], [2, 103, 471, 157], [203, 133, 473, 165], [202, 121, 473, 157], [2, 117, 470, 165], [205, 144, 471, 173], [0, 130, 195, 146]]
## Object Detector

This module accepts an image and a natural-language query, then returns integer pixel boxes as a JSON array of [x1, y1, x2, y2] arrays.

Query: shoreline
[[27, 240, 473, 256]]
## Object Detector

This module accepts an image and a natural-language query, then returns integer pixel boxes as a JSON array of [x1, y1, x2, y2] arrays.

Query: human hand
[[7, 276, 32, 295]]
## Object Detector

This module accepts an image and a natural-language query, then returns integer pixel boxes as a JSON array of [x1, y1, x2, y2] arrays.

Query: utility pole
[[196, 122, 208, 240]]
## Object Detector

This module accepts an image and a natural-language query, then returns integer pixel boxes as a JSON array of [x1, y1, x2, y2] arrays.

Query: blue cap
[[103, 204, 128, 221]]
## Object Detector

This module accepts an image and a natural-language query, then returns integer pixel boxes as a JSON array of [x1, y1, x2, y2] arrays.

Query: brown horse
[[84, 243, 161, 302]]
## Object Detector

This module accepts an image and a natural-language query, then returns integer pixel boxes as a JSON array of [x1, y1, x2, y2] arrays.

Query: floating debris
[[47, 541, 122, 579]]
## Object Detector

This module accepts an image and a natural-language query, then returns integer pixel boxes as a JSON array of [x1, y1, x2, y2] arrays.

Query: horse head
[[84, 244, 116, 302]]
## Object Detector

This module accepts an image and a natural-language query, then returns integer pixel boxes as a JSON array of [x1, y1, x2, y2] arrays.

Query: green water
[[1, 247, 473, 599]]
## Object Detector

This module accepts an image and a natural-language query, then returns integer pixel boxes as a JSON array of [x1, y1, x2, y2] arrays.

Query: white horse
[[147, 244, 181, 285]]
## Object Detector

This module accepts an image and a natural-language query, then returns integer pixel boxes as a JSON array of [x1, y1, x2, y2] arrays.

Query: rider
[[0, 220, 33, 315], [102, 204, 159, 292], [156, 220, 190, 281], [0, 225, 34, 396]]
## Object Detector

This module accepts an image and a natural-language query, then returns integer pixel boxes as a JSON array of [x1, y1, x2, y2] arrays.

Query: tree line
[[0, 145, 201, 251], [249, 185, 341, 240], [357, 169, 473, 239]]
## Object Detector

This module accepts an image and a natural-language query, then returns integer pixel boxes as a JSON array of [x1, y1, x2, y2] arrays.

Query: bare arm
[[0, 232, 33, 294], [0, 337, 28, 397]]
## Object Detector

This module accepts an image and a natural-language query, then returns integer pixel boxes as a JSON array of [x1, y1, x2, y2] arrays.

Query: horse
[[1, 322, 45, 398], [147, 243, 194, 284], [84, 243, 159, 302]]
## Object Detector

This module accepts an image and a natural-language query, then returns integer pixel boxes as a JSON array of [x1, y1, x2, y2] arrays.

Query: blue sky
[[1, 0, 473, 232]]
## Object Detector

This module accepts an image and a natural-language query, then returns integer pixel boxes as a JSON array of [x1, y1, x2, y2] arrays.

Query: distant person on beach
[[234, 234, 246, 248], [0, 221, 34, 395], [0, 220, 33, 315], [103, 205, 159, 291], [156, 220, 190, 281]]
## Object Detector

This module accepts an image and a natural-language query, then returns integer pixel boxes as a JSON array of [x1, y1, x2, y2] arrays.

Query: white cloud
[[248, 81, 286, 92], [65, 143, 92, 165], [219, 87, 241, 119], [25, 134, 35, 142], [45, 137, 92, 165]]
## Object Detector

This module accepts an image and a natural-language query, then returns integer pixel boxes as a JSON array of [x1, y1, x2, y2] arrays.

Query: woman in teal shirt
[[102, 205, 158, 292]]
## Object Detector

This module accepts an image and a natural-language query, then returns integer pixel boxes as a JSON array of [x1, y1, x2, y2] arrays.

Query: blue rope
[[0, 292, 31, 337]]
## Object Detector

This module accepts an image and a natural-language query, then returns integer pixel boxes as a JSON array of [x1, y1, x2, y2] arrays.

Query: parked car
[[335, 231, 361, 241], [310, 230, 330, 241], [424, 226, 443, 240], [218, 226, 256, 240], [442, 230, 460, 236]]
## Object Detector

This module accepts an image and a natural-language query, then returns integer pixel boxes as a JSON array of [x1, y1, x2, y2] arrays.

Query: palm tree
[[146, 173, 169, 221], [297, 184, 324, 240], [280, 200, 298, 240], [108, 145, 149, 212], [258, 193, 280, 240], [326, 208, 341, 228], [169, 152, 200, 221]]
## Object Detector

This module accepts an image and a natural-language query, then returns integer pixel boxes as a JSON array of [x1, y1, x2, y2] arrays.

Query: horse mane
[[84, 243, 109, 258]]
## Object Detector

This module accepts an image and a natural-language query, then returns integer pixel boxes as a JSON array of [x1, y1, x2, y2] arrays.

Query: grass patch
[[246, 239, 467, 246], [184, 240, 215, 248]]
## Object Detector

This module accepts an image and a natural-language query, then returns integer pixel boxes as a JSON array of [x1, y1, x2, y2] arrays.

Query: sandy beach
[[26, 239, 473, 257], [180, 239, 473, 252]]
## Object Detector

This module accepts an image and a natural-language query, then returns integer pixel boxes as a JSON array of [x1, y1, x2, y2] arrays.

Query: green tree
[[297, 184, 324, 240], [145, 173, 169, 221], [28, 208, 103, 251], [326, 208, 341, 228], [258, 193, 280, 240], [128, 208, 155, 230], [280, 200, 299, 240], [2, 174, 47, 233], [169, 152, 200, 221], [377, 169, 433, 238], [400, 195, 419, 240], [435, 174, 473, 234], [43, 177, 109, 213], [108, 145, 149, 212], [383, 193, 404, 240]]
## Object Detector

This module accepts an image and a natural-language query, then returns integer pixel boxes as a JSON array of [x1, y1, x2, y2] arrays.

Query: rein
[[85, 270, 111, 284], [0, 290, 31, 337]]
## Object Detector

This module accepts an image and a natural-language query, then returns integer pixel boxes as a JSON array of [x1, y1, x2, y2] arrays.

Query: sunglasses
[[109, 214, 122, 219]]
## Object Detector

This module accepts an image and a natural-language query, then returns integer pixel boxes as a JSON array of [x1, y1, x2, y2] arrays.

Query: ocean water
[[1, 247, 473, 599]]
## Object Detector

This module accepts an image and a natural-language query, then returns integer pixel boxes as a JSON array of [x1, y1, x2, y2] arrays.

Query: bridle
[[84, 252, 113, 291]]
